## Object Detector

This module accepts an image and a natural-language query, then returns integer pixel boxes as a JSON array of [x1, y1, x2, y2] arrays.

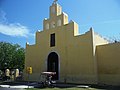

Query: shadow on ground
[[90, 84, 120, 90]]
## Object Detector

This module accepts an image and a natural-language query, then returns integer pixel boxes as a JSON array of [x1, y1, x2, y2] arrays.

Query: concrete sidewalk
[[0, 87, 25, 90], [0, 84, 33, 89]]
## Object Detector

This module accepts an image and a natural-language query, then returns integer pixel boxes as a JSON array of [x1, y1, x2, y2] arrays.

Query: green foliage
[[0, 42, 25, 71]]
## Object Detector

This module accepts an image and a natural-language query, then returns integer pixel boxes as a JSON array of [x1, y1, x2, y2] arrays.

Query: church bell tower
[[43, 0, 68, 30], [50, 0, 62, 18]]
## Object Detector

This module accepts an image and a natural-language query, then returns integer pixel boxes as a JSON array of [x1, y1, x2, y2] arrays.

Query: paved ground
[[0, 84, 34, 89], [1, 81, 120, 90], [0, 82, 90, 89], [0, 87, 25, 90]]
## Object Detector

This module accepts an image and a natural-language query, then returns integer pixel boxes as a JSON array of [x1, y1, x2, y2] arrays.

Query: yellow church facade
[[24, 1, 120, 85]]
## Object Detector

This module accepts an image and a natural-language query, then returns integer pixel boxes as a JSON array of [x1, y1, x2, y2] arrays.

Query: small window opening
[[50, 33, 55, 47]]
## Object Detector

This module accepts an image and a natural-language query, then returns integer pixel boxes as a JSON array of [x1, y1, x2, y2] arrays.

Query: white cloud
[[0, 10, 34, 37], [0, 23, 33, 37]]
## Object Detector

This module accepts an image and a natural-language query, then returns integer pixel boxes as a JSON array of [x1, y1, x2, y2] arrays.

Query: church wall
[[93, 33, 108, 46], [68, 34, 96, 84], [58, 26, 98, 84], [24, 22, 99, 84], [92, 30, 109, 83], [24, 1, 120, 85], [24, 22, 74, 81], [24, 1, 120, 86], [24, 44, 43, 81], [43, 12, 68, 31], [96, 43, 120, 85]]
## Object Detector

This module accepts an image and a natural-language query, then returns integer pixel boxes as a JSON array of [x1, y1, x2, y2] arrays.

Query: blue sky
[[0, 0, 120, 48]]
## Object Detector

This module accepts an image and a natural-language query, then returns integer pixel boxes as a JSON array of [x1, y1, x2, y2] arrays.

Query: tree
[[108, 34, 120, 43], [0, 42, 25, 71]]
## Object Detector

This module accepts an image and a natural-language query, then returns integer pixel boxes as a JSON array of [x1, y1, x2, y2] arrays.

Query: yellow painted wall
[[24, 20, 98, 84], [24, 2, 120, 85], [25, 2, 98, 84], [96, 43, 120, 85]]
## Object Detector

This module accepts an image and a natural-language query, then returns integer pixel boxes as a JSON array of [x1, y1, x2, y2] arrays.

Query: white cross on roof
[[54, 0, 58, 3]]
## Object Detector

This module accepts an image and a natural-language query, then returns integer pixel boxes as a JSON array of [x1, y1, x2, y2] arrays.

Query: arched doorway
[[47, 52, 59, 80]]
